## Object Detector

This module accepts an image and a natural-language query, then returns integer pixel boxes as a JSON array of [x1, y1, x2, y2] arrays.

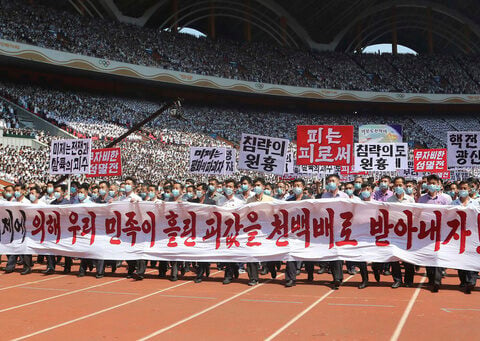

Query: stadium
[[0, 0, 479, 339]]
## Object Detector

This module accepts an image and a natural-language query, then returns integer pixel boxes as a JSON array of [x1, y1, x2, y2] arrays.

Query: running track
[[0, 259, 478, 340]]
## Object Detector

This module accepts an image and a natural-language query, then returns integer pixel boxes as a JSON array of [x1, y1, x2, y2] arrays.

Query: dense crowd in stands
[[0, 81, 479, 184], [0, 0, 479, 94]]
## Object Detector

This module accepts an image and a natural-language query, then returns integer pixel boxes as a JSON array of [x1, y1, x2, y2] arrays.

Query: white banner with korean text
[[0, 200, 479, 270]]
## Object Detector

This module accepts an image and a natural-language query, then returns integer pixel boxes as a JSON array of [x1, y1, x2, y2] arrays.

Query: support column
[[171, 0, 178, 32], [244, 0, 252, 42], [427, 7, 434, 54], [355, 21, 363, 53], [391, 6, 398, 55], [209, 0, 216, 39], [464, 24, 471, 54]]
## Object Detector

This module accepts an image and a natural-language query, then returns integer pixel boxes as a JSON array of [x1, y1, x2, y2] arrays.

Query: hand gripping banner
[[1, 200, 479, 271]]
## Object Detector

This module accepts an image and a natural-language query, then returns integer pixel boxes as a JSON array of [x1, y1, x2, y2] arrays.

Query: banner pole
[[67, 175, 71, 201]]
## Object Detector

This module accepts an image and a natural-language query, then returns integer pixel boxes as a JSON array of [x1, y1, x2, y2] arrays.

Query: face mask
[[394, 186, 405, 195], [459, 190, 469, 198], [354, 183, 362, 190], [241, 184, 249, 192], [47, 187, 54, 194], [293, 186, 303, 196], [109, 190, 115, 197], [91, 193, 98, 200], [379, 182, 388, 190], [405, 187, 413, 195], [54, 192, 61, 199], [99, 189, 106, 196], [119, 188, 126, 193], [427, 184, 438, 193], [326, 182, 337, 192], [421, 183, 428, 190], [78, 193, 86, 201], [29, 194, 36, 202], [186, 192, 194, 199], [4, 192, 12, 199], [208, 185, 215, 192], [345, 189, 354, 196], [276, 188, 284, 195], [124, 185, 132, 193], [14, 191, 21, 198], [164, 193, 171, 199], [70, 187, 77, 194], [253, 186, 263, 195], [236, 189, 242, 195], [147, 191, 155, 199], [196, 190, 204, 198], [264, 189, 272, 196], [216, 188, 223, 194], [224, 188, 234, 196], [361, 191, 371, 199], [172, 189, 180, 197], [140, 192, 147, 199], [447, 191, 455, 198]]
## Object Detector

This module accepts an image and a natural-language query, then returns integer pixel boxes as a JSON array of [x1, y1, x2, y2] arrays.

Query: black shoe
[[307, 273, 313, 282], [194, 278, 202, 283], [63, 268, 71, 274], [383, 270, 392, 276], [223, 278, 232, 285], [77, 272, 85, 277], [134, 275, 144, 281], [4, 268, 14, 274], [285, 280, 295, 287], [404, 282, 413, 288], [465, 284, 474, 294], [391, 281, 402, 289], [170, 276, 178, 282], [158, 272, 166, 278], [248, 280, 258, 286], [317, 267, 326, 274], [374, 271, 380, 283], [432, 284, 440, 293], [358, 281, 368, 289], [126, 273, 133, 279], [42, 268, 54, 275], [95, 274, 104, 279], [333, 280, 341, 290], [21, 268, 32, 275]]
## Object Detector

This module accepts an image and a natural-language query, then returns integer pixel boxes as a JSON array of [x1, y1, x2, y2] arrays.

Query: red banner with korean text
[[296, 125, 353, 166], [1, 200, 479, 270], [413, 149, 447, 173], [87, 148, 122, 178]]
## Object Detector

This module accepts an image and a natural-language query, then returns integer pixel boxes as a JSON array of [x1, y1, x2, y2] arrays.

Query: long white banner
[[1, 200, 479, 270]]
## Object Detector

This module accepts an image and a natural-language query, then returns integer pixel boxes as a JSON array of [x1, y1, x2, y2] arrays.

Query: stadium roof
[[67, 0, 480, 54]]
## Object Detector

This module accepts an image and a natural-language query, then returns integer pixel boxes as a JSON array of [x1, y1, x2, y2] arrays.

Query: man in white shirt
[[41, 181, 57, 205]]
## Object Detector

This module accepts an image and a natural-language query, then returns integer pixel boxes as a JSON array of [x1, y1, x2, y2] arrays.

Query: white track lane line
[[0, 270, 156, 313], [11, 271, 222, 341], [390, 275, 427, 341], [137, 274, 286, 341], [0, 275, 67, 291], [264, 275, 354, 341]]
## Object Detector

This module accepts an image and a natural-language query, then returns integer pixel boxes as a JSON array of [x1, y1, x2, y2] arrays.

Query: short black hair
[[393, 176, 406, 184], [240, 176, 252, 185], [253, 177, 266, 186]]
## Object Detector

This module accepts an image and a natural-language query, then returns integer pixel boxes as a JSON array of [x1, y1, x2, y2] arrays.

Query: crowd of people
[[1, 173, 478, 294], [0, 0, 479, 94]]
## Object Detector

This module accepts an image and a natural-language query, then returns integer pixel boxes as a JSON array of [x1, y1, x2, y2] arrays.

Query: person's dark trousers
[[22, 255, 33, 269], [46, 255, 56, 270], [266, 261, 278, 278], [224, 263, 239, 280], [372, 262, 384, 280], [37, 255, 44, 263], [329, 260, 344, 282], [426, 266, 442, 286], [150, 261, 157, 268], [458, 270, 477, 286], [305, 261, 315, 279], [391, 261, 403, 283], [126, 260, 136, 276], [352, 261, 368, 282], [246, 263, 259, 282], [96, 259, 105, 275], [5, 255, 17, 271], [285, 261, 297, 282], [64, 257, 72, 272], [170, 261, 180, 279], [79, 259, 92, 275], [135, 260, 146, 277], [158, 261, 168, 276], [346, 261, 356, 273], [196, 262, 210, 280], [401, 262, 415, 285]]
